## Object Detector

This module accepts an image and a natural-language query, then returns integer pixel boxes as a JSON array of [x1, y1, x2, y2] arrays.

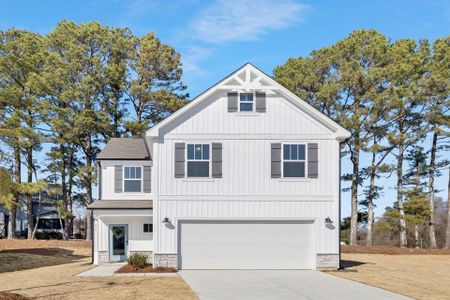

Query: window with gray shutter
[[143, 165, 151, 192], [255, 91, 266, 112], [114, 165, 123, 193], [271, 143, 281, 178], [308, 143, 318, 178], [211, 143, 222, 178], [228, 92, 238, 112], [175, 143, 185, 178]]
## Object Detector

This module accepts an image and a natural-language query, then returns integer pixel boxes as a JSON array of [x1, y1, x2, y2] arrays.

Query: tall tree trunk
[[445, 166, 450, 249], [85, 152, 93, 241], [366, 162, 376, 246], [8, 145, 21, 239], [26, 147, 34, 239], [397, 143, 407, 248], [414, 224, 420, 248], [67, 147, 75, 238], [350, 135, 360, 245], [7, 208, 16, 239], [31, 187, 42, 239], [428, 129, 438, 248], [60, 143, 71, 240]]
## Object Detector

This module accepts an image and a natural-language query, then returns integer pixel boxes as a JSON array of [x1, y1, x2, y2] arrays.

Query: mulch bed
[[342, 245, 450, 255], [0, 293, 30, 300], [116, 264, 177, 273]]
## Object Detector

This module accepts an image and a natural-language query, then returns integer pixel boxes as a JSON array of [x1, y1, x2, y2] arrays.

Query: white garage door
[[178, 220, 314, 269]]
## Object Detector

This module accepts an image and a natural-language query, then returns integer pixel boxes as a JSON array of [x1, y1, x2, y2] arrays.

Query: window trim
[[143, 223, 153, 234], [238, 92, 255, 112], [186, 143, 212, 178], [123, 166, 143, 193], [281, 143, 307, 178]]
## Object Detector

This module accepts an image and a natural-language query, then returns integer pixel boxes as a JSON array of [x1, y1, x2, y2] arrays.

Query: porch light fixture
[[325, 217, 333, 224], [162, 217, 170, 224]]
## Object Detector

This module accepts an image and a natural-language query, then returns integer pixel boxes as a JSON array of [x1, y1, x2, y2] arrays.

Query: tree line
[[0, 20, 187, 240], [0, 23, 448, 247], [274, 30, 449, 248]]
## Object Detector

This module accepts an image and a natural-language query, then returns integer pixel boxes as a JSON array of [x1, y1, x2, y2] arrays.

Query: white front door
[[178, 220, 314, 269], [109, 224, 128, 262]]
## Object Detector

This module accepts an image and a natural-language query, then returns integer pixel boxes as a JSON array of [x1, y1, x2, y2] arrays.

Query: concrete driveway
[[179, 270, 411, 300]]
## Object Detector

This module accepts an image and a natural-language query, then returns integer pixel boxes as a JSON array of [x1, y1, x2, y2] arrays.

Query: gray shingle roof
[[87, 200, 153, 210], [97, 138, 151, 160]]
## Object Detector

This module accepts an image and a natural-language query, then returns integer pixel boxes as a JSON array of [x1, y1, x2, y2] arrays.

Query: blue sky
[[1, 0, 449, 218]]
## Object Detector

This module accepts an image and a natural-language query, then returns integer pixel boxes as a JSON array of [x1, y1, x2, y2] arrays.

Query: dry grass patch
[[342, 245, 450, 255], [0, 240, 198, 300], [333, 253, 450, 300], [0, 240, 90, 273]]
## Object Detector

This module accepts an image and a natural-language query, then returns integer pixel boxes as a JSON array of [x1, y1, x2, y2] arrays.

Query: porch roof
[[87, 200, 153, 210]]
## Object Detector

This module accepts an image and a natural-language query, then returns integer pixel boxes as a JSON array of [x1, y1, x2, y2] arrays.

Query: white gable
[[146, 63, 350, 141]]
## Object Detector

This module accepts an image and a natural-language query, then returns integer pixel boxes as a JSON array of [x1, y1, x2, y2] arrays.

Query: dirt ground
[[333, 246, 450, 300], [0, 240, 198, 300]]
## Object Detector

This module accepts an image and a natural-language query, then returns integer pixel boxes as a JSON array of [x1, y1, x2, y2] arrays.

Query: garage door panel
[[179, 220, 314, 269]]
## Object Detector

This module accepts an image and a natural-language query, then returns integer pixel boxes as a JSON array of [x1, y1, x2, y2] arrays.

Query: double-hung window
[[124, 166, 142, 192], [283, 144, 306, 177], [187, 144, 210, 177], [239, 93, 254, 112]]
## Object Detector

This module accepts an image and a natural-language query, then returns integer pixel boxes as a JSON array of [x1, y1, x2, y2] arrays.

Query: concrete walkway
[[76, 263, 125, 276], [179, 270, 412, 300], [76, 263, 178, 277]]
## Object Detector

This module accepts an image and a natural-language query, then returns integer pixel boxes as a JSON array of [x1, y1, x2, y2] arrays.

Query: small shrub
[[127, 253, 148, 269]]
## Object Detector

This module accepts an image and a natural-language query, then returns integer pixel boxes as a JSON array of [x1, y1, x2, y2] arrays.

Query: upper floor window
[[124, 166, 142, 192], [187, 144, 210, 177], [239, 93, 254, 112], [283, 144, 306, 178]]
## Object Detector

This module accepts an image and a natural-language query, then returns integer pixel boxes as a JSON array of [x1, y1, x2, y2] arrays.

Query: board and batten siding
[[100, 160, 152, 200], [96, 216, 153, 252], [159, 91, 331, 137], [149, 89, 341, 256]]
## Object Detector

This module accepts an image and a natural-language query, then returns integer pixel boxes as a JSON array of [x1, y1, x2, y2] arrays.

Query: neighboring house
[[89, 63, 351, 269], [0, 190, 65, 238]]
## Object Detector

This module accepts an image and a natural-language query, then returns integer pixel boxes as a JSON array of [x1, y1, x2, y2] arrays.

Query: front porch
[[89, 200, 153, 265]]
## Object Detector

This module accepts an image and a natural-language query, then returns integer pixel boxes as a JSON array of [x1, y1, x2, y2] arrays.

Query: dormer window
[[239, 93, 254, 112], [124, 166, 142, 192]]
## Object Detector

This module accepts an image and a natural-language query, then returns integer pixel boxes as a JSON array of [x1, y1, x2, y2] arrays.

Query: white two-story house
[[89, 63, 351, 270]]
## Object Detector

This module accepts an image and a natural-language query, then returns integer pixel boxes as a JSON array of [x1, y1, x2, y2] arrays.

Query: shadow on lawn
[[340, 259, 367, 268], [0, 248, 89, 273]]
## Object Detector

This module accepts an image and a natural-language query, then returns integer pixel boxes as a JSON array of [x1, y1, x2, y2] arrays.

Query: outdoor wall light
[[162, 217, 170, 224], [325, 217, 333, 224]]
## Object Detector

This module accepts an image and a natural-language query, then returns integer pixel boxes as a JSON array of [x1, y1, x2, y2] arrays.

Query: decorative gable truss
[[146, 63, 351, 142]]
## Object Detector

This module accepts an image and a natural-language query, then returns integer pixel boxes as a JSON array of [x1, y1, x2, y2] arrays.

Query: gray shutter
[[211, 143, 222, 178], [271, 143, 281, 178], [143, 165, 151, 193], [255, 91, 266, 112], [174, 143, 185, 178], [114, 165, 123, 193], [308, 143, 318, 178], [228, 92, 238, 112]]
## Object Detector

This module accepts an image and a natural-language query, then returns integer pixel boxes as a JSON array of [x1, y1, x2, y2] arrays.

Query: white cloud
[[189, 0, 308, 44], [180, 46, 214, 75]]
